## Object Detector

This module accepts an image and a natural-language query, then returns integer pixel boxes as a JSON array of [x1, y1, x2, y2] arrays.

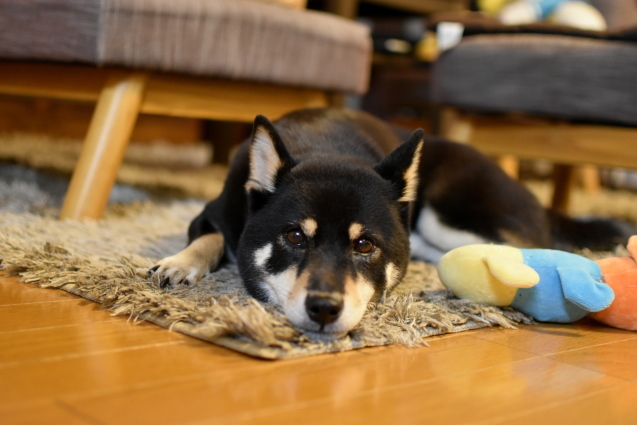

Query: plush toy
[[478, 0, 514, 16], [589, 236, 637, 331], [438, 244, 615, 323], [477, 0, 607, 31]]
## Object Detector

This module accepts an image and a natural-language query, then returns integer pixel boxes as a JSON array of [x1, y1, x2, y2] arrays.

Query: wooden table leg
[[580, 165, 601, 195], [325, 0, 359, 18], [497, 155, 520, 180], [60, 72, 147, 220], [551, 164, 577, 213]]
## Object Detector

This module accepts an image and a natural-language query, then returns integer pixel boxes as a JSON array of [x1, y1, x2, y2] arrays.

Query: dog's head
[[238, 115, 424, 337]]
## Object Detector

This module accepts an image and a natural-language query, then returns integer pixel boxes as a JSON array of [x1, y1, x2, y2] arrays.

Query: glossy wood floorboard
[[2, 273, 636, 425]]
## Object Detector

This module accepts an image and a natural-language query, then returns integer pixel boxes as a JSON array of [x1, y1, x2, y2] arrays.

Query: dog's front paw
[[147, 254, 208, 289]]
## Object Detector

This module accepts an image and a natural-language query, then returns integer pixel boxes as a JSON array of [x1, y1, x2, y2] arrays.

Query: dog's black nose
[[305, 293, 343, 328]]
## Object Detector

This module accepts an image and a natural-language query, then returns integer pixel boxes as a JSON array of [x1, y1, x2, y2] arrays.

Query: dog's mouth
[[291, 315, 360, 340], [283, 306, 363, 341], [299, 327, 350, 341]]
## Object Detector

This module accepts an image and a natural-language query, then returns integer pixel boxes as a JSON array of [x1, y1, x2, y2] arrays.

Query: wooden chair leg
[[497, 155, 520, 180], [551, 164, 577, 213], [580, 165, 601, 195], [60, 72, 147, 220], [325, 0, 358, 18], [328, 92, 346, 108]]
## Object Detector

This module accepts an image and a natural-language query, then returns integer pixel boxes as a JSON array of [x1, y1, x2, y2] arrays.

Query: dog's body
[[149, 108, 630, 336]]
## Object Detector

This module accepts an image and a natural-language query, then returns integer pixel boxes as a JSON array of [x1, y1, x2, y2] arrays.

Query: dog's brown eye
[[354, 238, 374, 254], [286, 229, 306, 246]]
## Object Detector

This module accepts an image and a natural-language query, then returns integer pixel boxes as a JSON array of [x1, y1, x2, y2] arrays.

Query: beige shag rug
[[2, 133, 637, 359]]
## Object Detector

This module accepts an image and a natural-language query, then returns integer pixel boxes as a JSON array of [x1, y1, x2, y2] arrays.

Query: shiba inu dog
[[149, 108, 630, 337]]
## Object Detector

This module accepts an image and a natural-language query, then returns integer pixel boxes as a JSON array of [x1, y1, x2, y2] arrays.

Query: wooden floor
[[2, 272, 637, 425]]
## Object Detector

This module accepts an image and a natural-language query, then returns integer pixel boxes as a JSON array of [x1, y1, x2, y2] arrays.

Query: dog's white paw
[[147, 254, 209, 289], [148, 233, 225, 289]]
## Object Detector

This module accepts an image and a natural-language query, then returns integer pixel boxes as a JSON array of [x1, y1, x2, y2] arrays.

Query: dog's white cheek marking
[[349, 222, 364, 240], [244, 127, 282, 193], [398, 140, 424, 203], [153, 233, 225, 284], [254, 243, 273, 268], [385, 262, 401, 291], [263, 267, 298, 307], [301, 218, 318, 238], [416, 205, 487, 253], [326, 274, 375, 335], [283, 270, 311, 328]]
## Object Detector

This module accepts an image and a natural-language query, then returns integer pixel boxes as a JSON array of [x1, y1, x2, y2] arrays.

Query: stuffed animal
[[477, 0, 607, 31], [436, 244, 540, 306], [589, 236, 637, 331], [478, 0, 514, 16], [438, 244, 615, 323]]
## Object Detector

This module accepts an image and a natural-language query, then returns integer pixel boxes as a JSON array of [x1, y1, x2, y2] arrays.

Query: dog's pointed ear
[[244, 115, 294, 195], [374, 129, 425, 204]]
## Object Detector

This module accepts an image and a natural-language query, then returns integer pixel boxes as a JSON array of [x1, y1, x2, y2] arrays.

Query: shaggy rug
[[0, 163, 535, 359]]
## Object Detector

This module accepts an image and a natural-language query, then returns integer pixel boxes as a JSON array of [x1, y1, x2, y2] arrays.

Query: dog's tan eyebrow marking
[[301, 218, 318, 238], [349, 222, 364, 240]]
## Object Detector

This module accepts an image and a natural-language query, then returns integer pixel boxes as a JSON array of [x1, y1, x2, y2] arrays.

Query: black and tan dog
[[148, 108, 630, 337]]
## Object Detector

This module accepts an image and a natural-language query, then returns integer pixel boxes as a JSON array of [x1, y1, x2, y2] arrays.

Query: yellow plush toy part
[[437, 244, 540, 306], [477, 0, 607, 31], [478, 0, 511, 16]]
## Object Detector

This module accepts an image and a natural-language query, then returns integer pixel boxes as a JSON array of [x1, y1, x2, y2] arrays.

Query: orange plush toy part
[[590, 236, 637, 331]]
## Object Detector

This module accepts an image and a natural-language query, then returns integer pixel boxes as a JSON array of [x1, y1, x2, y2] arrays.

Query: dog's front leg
[[148, 233, 225, 288]]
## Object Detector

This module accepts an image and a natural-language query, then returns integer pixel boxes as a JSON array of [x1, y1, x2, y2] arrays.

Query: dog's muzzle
[[305, 291, 343, 330]]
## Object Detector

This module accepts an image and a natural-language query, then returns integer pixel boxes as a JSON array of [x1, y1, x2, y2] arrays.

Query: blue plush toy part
[[511, 249, 615, 322], [532, 0, 573, 18], [523, 0, 594, 19]]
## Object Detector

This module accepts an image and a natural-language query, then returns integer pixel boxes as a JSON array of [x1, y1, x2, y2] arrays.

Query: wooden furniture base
[[326, 0, 469, 18], [439, 108, 636, 212], [0, 95, 203, 143], [0, 62, 331, 220]]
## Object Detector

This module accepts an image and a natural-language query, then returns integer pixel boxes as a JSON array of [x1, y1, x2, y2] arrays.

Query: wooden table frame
[[326, 0, 469, 18], [0, 62, 332, 220], [439, 107, 637, 212]]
